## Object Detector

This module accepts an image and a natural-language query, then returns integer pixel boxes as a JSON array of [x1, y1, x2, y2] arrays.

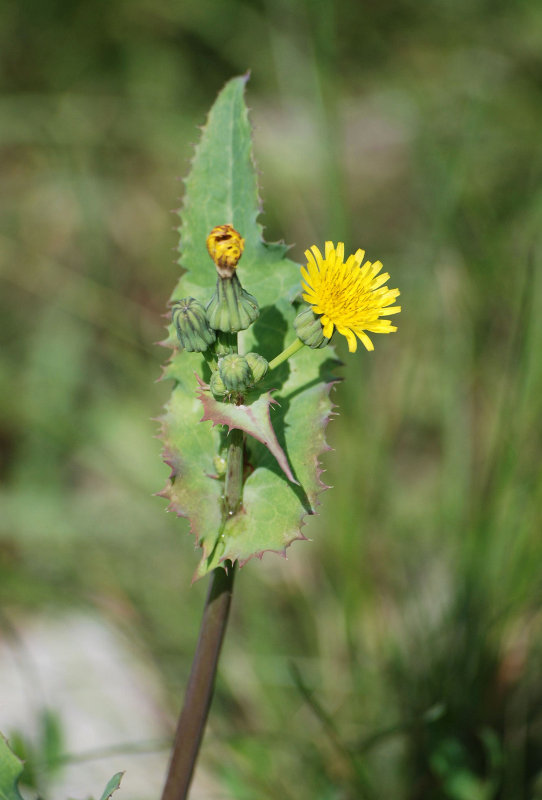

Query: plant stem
[[161, 562, 236, 800], [268, 337, 305, 370], [161, 403, 244, 800], [224, 427, 244, 515]]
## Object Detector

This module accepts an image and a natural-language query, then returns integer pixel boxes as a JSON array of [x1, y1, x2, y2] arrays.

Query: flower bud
[[219, 353, 252, 391], [210, 370, 227, 397], [206, 224, 244, 278], [206, 273, 259, 333], [245, 352, 268, 384], [171, 297, 216, 352], [294, 306, 330, 349]]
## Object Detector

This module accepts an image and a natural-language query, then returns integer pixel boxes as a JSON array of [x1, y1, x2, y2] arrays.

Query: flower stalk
[[268, 337, 305, 370], [160, 561, 236, 800]]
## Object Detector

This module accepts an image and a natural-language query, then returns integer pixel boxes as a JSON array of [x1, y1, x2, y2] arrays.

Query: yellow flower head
[[301, 241, 401, 353], [206, 224, 245, 277]]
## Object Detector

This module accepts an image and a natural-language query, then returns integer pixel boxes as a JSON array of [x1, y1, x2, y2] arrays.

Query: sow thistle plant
[[158, 75, 400, 800]]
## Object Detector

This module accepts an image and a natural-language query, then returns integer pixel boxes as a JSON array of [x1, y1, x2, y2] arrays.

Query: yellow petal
[[321, 316, 334, 338], [299, 241, 400, 354], [310, 245, 324, 268], [365, 321, 398, 333], [353, 248, 365, 266], [305, 249, 320, 275], [358, 260, 373, 281], [346, 336, 358, 353], [357, 331, 374, 351], [369, 272, 390, 290], [302, 291, 317, 303], [337, 325, 357, 352]]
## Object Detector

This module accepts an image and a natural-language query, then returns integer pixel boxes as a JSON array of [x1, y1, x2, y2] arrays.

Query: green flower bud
[[245, 352, 269, 384], [171, 297, 216, 352], [294, 306, 330, 349], [219, 353, 252, 391], [210, 371, 227, 397], [206, 273, 259, 333]]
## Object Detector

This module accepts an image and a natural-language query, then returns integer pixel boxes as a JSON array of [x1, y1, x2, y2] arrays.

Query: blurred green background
[[1, 0, 542, 798]]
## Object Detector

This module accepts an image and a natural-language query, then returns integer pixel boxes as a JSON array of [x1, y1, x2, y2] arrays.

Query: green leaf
[[0, 734, 123, 800], [3, 730, 37, 792], [0, 735, 25, 800], [196, 376, 297, 484], [159, 75, 338, 578], [98, 772, 124, 800]]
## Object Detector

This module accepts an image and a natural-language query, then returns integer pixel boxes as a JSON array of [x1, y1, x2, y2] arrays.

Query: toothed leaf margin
[[158, 75, 339, 579]]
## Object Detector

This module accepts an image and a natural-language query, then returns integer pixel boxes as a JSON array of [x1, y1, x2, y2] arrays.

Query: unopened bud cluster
[[171, 225, 260, 344], [171, 224, 269, 396], [173, 224, 258, 348], [210, 352, 269, 397]]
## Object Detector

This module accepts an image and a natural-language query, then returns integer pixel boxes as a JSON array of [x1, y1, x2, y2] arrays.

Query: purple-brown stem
[[160, 561, 236, 800], [161, 425, 243, 800]]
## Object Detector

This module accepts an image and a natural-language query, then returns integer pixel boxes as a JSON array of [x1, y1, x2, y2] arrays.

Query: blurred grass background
[[1, 0, 542, 797]]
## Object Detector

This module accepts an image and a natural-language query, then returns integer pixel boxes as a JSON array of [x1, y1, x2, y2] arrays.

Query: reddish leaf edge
[[191, 379, 340, 580], [155, 438, 203, 544], [155, 358, 339, 580], [195, 374, 298, 485]]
